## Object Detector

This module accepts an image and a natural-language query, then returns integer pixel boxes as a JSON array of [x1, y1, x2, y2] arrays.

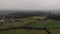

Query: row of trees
[[8, 11, 60, 20], [47, 13, 60, 20], [8, 11, 48, 18]]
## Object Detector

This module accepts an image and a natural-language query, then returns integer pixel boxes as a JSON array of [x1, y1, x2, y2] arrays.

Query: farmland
[[24, 20, 60, 28], [0, 16, 60, 34], [0, 29, 48, 34]]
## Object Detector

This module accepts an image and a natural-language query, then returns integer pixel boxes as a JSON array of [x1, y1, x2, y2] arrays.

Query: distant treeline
[[47, 14, 60, 20], [7, 11, 60, 20], [7, 11, 48, 18]]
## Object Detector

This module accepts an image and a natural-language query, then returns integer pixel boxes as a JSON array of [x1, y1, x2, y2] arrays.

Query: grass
[[49, 29, 60, 34], [0, 29, 48, 34], [0, 16, 60, 34], [0, 16, 42, 29], [23, 20, 60, 28]]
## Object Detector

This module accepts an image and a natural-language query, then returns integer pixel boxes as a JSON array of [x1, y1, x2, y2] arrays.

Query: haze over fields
[[0, 0, 60, 15]]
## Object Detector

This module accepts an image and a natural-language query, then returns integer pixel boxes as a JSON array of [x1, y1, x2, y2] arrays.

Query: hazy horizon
[[0, 0, 60, 10]]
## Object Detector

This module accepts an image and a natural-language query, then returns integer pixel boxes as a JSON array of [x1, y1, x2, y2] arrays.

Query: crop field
[[24, 20, 60, 28], [50, 29, 60, 34], [0, 29, 48, 34], [0, 16, 60, 34]]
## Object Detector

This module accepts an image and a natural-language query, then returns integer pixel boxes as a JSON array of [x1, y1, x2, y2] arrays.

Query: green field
[[24, 20, 60, 28], [0, 16, 60, 34], [0, 29, 48, 34]]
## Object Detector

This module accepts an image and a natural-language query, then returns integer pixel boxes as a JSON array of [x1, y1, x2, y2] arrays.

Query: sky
[[0, 0, 60, 10]]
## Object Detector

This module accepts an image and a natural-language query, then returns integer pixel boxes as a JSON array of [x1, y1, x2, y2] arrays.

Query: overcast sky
[[0, 0, 60, 10]]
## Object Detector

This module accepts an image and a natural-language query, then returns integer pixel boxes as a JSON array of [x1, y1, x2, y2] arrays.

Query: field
[[50, 29, 60, 34], [0, 16, 60, 34], [24, 20, 60, 28], [0, 29, 48, 34]]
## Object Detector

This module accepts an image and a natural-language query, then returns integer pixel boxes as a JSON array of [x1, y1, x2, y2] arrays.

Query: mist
[[0, 0, 60, 10]]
